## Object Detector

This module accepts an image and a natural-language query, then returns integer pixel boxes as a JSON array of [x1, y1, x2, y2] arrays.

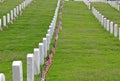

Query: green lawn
[[92, 2, 120, 27], [0, 0, 57, 81], [0, 0, 24, 18], [46, 1, 120, 81]]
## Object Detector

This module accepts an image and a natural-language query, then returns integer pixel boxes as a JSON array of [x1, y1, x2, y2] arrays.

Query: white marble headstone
[[3, 16, 6, 27], [46, 34, 50, 50], [114, 24, 118, 37], [101, 15, 104, 25], [27, 54, 34, 81], [17, 6, 19, 15], [39, 43, 44, 65], [104, 18, 107, 29], [34, 48, 40, 75], [11, 10, 14, 21], [43, 38, 47, 58], [7, 13, 10, 23], [119, 28, 120, 40], [0, 19, 2, 29], [110, 21, 113, 34], [0, 73, 5, 81], [14, 8, 17, 18], [12, 61, 23, 81], [107, 19, 110, 31]]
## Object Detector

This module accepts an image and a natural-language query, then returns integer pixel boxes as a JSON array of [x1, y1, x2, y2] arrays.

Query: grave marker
[[107, 19, 110, 31], [7, 13, 10, 23], [114, 24, 118, 37], [101, 15, 104, 25], [11, 10, 14, 21], [12, 61, 23, 81], [34, 48, 40, 75], [119, 28, 120, 40], [3, 16, 7, 27], [110, 21, 113, 34], [16, 6, 19, 15], [27, 54, 34, 81], [46, 34, 50, 50], [43, 38, 47, 58], [14, 8, 17, 18], [39, 43, 44, 65], [0, 73, 5, 81], [104, 18, 107, 29], [0, 19, 2, 31]]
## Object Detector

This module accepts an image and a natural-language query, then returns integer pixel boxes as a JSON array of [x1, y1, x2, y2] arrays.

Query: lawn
[[92, 2, 120, 27], [46, 1, 120, 81], [0, 0, 57, 81]]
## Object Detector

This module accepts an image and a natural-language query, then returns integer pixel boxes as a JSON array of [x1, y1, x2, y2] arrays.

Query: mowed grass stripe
[[46, 1, 120, 81], [0, 0, 57, 81], [92, 2, 120, 27], [0, 0, 24, 18]]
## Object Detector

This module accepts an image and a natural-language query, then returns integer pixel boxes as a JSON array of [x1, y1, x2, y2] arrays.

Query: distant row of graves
[[84, 0, 120, 40]]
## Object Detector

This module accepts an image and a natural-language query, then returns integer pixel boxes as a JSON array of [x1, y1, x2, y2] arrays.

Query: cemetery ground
[[0, 0, 57, 81], [46, 1, 120, 81], [92, 2, 120, 27], [0, 0, 23, 18]]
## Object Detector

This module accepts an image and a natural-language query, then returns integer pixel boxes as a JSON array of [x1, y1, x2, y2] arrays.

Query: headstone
[[27, 54, 34, 81], [19, 4, 22, 15], [39, 43, 44, 65], [107, 19, 110, 31], [12, 61, 23, 81], [98, 13, 101, 22], [49, 26, 53, 39], [24, 1, 26, 8], [22, 2, 24, 10], [19, 4, 21, 12], [7, 13, 10, 23], [16, 6, 19, 15], [104, 18, 107, 29], [46, 34, 50, 50], [34, 48, 40, 75], [48, 29, 51, 40], [14, 8, 17, 18], [110, 22, 113, 34], [11, 10, 14, 21], [0, 73, 5, 81], [114, 24, 118, 37], [97, 11, 99, 20], [88, 1, 90, 10], [100, 14, 102, 23], [119, 28, 120, 40], [0, 19, 2, 30], [3, 16, 7, 27], [43, 38, 47, 58], [101, 15, 104, 25]]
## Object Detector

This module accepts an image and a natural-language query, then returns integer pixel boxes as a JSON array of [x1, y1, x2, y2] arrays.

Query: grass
[[0, 0, 57, 81], [46, 1, 120, 81], [92, 2, 120, 27], [0, 0, 24, 18]]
